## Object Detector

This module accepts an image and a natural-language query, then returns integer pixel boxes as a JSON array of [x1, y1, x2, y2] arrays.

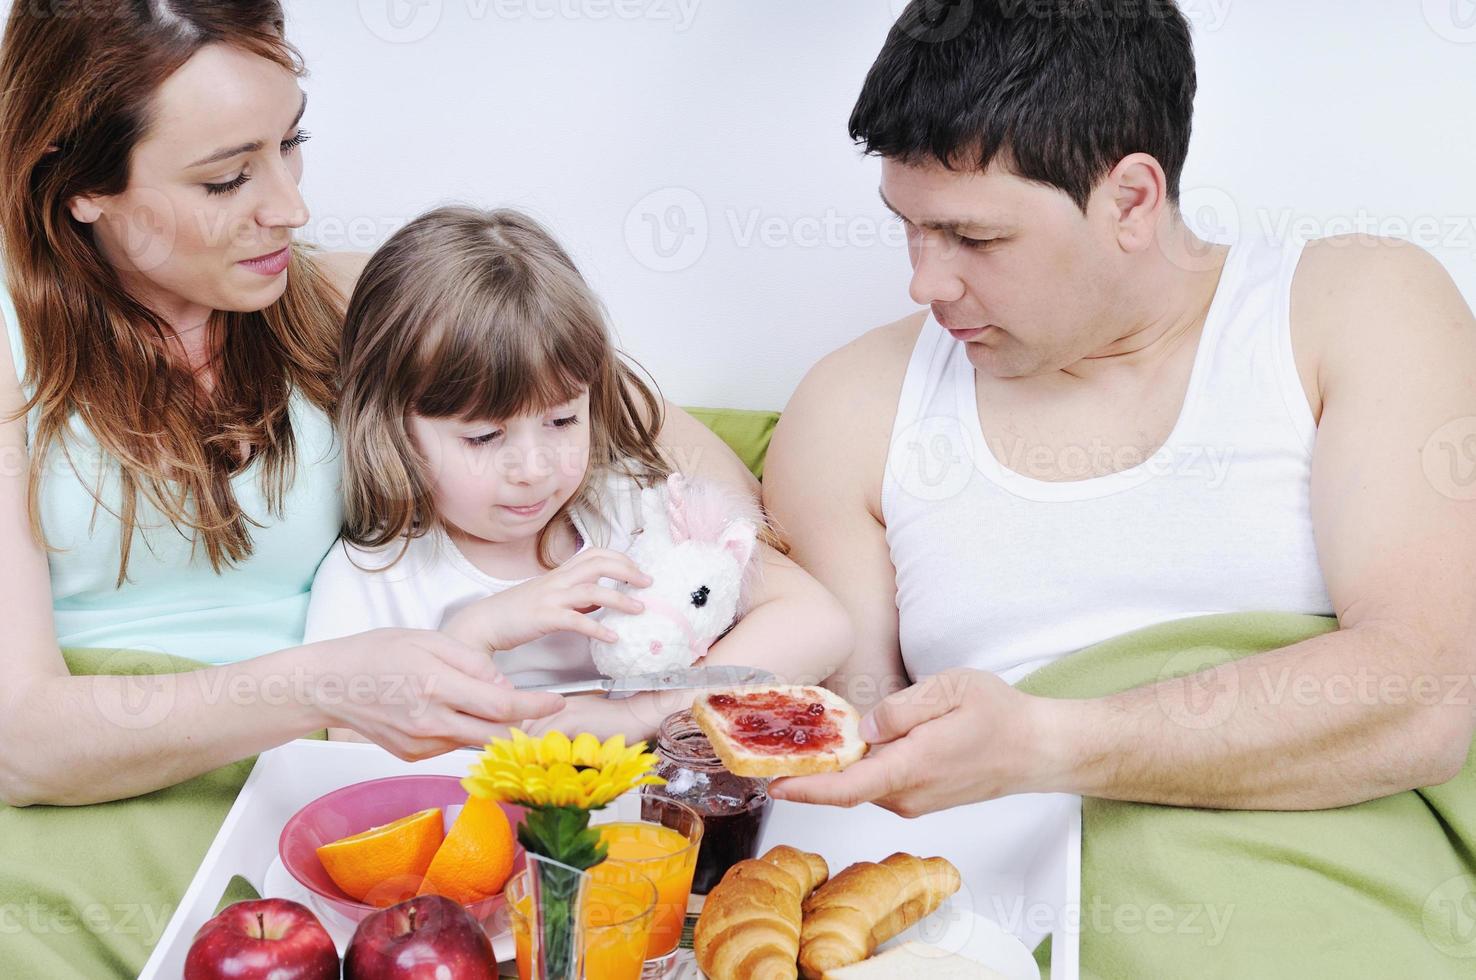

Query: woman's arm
[[0, 316, 560, 805], [0, 329, 320, 803]]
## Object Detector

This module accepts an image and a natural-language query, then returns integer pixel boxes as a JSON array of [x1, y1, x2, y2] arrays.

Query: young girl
[[304, 206, 852, 741]]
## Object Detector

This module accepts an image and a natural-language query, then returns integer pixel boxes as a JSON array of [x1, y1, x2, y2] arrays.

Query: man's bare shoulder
[[791, 309, 928, 416], [770, 310, 928, 514], [1292, 236, 1472, 408]]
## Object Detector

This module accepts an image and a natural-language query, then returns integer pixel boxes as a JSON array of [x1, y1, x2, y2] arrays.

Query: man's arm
[[1038, 237, 1476, 809], [763, 317, 922, 711], [774, 240, 1476, 815]]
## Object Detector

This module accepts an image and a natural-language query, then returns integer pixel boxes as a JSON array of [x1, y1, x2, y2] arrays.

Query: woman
[[0, 1, 569, 810]]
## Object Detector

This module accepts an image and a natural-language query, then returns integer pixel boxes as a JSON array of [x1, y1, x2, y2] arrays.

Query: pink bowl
[[278, 774, 526, 925]]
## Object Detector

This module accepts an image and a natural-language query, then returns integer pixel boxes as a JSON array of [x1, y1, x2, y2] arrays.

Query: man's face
[[880, 157, 1122, 379]]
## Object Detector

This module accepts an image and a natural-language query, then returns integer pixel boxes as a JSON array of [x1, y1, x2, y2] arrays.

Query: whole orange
[[417, 795, 518, 906]]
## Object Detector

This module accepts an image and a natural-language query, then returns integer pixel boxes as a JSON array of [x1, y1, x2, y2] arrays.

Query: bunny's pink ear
[[666, 473, 691, 543], [719, 519, 757, 570]]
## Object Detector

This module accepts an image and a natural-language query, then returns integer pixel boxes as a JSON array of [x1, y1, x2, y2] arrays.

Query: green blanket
[[0, 648, 322, 979], [1016, 611, 1476, 979], [7, 615, 1475, 978]]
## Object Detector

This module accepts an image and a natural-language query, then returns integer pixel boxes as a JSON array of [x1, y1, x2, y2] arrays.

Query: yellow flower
[[463, 729, 666, 810]]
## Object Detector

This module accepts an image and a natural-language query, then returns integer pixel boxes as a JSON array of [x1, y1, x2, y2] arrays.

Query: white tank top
[[883, 237, 1334, 685]]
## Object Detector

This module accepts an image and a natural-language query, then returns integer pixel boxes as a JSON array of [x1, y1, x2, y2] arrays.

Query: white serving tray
[[141, 739, 1079, 980]]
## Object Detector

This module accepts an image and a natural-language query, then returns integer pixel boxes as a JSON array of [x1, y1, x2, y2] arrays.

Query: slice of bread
[[821, 942, 1007, 979], [691, 684, 867, 778]]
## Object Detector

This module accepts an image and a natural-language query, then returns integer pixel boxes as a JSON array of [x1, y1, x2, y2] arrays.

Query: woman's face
[[70, 43, 311, 320]]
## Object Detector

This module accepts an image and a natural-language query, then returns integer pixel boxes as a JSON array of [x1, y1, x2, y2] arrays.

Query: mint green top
[[0, 281, 343, 665]]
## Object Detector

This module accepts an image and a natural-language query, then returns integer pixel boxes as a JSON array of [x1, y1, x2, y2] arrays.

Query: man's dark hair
[[850, 0, 1196, 212]]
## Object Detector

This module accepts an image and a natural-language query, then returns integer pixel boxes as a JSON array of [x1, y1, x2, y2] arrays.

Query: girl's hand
[[308, 628, 565, 760], [443, 549, 652, 653], [521, 692, 660, 744]]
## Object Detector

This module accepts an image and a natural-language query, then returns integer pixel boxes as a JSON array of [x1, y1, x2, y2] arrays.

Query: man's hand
[[769, 669, 1059, 817]]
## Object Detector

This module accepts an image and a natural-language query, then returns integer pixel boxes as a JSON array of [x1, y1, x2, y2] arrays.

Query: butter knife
[[516, 665, 776, 696]]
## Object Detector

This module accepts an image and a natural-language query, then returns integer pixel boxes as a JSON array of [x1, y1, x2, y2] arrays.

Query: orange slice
[[416, 795, 517, 906], [315, 806, 444, 907]]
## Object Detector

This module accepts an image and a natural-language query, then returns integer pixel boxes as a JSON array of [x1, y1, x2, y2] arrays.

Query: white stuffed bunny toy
[[589, 473, 760, 678]]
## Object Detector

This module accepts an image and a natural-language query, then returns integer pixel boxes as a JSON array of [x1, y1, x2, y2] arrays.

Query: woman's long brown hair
[[337, 206, 671, 569], [0, 2, 344, 585]]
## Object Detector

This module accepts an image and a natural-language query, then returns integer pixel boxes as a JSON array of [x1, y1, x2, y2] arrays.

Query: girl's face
[[407, 391, 594, 546], [69, 43, 311, 321]]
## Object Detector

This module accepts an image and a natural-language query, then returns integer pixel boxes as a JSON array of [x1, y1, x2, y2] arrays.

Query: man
[[766, 0, 1476, 825]]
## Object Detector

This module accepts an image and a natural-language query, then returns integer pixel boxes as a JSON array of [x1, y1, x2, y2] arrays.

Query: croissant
[[797, 852, 961, 979], [693, 844, 830, 980]]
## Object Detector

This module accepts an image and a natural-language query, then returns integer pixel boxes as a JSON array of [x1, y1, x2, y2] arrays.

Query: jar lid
[[656, 710, 725, 769]]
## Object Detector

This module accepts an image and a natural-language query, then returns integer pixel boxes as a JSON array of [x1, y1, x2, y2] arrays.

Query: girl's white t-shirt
[[303, 469, 647, 688]]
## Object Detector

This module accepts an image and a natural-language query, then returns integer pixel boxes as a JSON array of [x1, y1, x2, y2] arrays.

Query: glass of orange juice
[[505, 861, 657, 980], [589, 794, 703, 978]]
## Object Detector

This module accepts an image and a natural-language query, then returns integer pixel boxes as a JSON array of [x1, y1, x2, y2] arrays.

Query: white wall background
[[17, 1, 1476, 409]]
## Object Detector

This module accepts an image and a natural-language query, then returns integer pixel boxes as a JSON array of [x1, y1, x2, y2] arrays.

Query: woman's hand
[[521, 692, 661, 744], [443, 549, 652, 652], [307, 628, 566, 760]]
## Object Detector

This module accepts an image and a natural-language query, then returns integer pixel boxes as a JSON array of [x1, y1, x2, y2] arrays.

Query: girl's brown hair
[[0, 1, 344, 585], [337, 206, 671, 567]]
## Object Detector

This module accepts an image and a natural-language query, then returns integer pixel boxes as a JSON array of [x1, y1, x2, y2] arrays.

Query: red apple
[[184, 897, 338, 980], [345, 894, 495, 979]]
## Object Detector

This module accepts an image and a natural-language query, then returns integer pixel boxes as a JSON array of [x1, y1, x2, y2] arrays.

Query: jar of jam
[[642, 709, 773, 894]]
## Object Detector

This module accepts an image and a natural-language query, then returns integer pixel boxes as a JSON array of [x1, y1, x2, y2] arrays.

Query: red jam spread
[[707, 691, 844, 754]]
